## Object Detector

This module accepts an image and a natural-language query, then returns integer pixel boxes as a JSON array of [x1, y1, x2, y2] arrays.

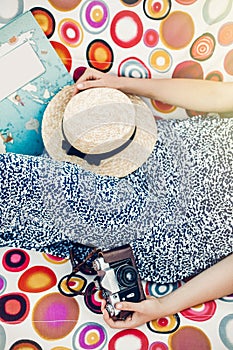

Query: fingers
[[72, 67, 105, 95], [101, 300, 134, 329], [102, 307, 136, 329], [76, 79, 103, 90], [115, 301, 143, 313]]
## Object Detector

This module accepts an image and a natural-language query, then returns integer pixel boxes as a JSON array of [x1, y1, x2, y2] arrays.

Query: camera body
[[93, 244, 145, 321]]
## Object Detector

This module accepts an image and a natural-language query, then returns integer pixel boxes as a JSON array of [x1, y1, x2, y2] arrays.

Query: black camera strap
[[66, 247, 101, 296]]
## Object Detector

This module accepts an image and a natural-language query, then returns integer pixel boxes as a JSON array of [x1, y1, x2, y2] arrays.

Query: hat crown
[[42, 85, 157, 177], [63, 88, 136, 154]]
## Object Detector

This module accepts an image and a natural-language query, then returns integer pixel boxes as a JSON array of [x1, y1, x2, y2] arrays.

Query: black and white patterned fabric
[[0, 115, 232, 283]]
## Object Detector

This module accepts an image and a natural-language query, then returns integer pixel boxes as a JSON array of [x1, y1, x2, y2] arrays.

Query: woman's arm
[[101, 253, 233, 329], [74, 67, 233, 113]]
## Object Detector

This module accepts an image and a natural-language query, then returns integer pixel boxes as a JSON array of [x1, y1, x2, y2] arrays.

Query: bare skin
[[73, 67, 233, 113], [74, 67, 233, 328], [100, 254, 233, 329]]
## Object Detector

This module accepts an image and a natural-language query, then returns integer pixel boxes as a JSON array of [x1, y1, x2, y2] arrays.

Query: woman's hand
[[101, 296, 166, 329], [73, 67, 121, 95]]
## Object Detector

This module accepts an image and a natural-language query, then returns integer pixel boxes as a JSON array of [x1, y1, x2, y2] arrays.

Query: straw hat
[[42, 85, 157, 178]]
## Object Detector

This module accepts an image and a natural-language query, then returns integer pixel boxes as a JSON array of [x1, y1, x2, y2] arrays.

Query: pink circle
[[11, 253, 21, 264], [160, 11, 194, 49], [180, 300, 217, 321], [149, 341, 168, 350], [169, 326, 211, 350], [110, 10, 143, 48], [144, 29, 159, 47]]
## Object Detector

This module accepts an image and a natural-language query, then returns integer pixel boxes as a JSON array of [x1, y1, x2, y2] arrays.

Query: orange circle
[[48, 0, 81, 11], [205, 70, 223, 81], [152, 100, 176, 114], [218, 22, 233, 46], [5, 299, 21, 315], [32, 293, 79, 340], [87, 40, 113, 71], [176, 0, 197, 3], [172, 60, 203, 79], [224, 49, 233, 76], [160, 11, 194, 49], [190, 33, 215, 61]]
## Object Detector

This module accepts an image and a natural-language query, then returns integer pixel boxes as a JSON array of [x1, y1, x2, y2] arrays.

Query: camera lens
[[116, 264, 138, 288]]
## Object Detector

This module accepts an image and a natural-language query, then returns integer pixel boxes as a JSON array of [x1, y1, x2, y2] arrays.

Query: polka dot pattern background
[[0, 247, 232, 349], [0, 1, 233, 348], [0, 0, 232, 119]]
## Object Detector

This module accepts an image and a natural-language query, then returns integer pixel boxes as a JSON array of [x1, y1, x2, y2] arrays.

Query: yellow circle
[[86, 331, 99, 345], [92, 8, 103, 22], [61, 276, 85, 293], [151, 315, 177, 332], [94, 47, 108, 61], [149, 49, 172, 72]]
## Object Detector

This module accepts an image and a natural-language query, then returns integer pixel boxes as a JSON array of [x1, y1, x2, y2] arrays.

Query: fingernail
[[116, 303, 122, 309], [77, 83, 83, 89]]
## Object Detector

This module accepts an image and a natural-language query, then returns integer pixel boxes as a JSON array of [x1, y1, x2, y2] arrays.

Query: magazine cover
[[0, 10, 73, 155]]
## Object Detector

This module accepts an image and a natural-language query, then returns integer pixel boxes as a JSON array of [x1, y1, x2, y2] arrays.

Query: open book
[[0, 11, 73, 155]]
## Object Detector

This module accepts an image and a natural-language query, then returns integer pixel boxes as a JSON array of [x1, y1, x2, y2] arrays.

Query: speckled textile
[[0, 115, 232, 283]]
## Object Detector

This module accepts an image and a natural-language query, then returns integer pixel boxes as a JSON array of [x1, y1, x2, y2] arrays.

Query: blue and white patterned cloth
[[0, 115, 232, 283]]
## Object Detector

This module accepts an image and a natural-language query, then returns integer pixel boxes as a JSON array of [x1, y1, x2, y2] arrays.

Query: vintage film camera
[[93, 244, 145, 321]]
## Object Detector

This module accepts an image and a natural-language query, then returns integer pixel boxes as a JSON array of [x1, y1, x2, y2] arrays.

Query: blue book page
[[0, 11, 73, 155]]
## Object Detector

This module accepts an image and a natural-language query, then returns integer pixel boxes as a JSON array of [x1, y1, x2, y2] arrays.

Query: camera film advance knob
[[92, 258, 101, 271]]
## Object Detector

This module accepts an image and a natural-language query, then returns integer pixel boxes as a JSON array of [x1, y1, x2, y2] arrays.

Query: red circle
[[158, 317, 169, 327], [109, 329, 149, 349], [2, 249, 30, 272], [153, 2, 162, 12], [50, 41, 72, 72], [87, 39, 113, 72], [62, 22, 80, 44], [110, 10, 143, 48]]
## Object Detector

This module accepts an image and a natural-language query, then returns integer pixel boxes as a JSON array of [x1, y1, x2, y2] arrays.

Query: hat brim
[[42, 85, 157, 178]]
